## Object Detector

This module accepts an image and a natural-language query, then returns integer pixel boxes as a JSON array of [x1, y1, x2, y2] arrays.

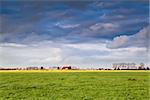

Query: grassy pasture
[[0, 70, 149, 100]]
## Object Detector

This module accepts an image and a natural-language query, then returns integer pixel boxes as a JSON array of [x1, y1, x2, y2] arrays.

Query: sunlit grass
[[0, 71, 149, 100]]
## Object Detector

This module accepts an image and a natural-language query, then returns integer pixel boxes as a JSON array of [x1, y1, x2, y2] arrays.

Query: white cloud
[[0, 43, 27, 47], [0, 39, 148, 68], [90, 23, 118, 31], [55, 22, 79, 28], [60, 24, 80, 28], [107, 26, 150, 49], [0, 42, 62, 67], [62, 43, 148, 67], [107, 35, 129, 48], [100, 13, 124, 20]]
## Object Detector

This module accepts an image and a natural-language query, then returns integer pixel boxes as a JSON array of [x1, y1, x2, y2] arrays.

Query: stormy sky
[[0, 0, 149, 68]]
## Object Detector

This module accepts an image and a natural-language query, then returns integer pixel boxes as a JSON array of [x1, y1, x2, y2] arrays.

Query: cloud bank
[[0, 1, 149, 68], [107, 26, 150, 49], [0, 27, 149, 68]]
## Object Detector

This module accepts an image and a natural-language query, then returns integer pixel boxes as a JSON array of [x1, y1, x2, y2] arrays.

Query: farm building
[[112, 63, 146, 70], [0, 67, 18, 70], [49, 67, 60, 70], [26, 67, 39, 70], [62, 66, 71, 70], [113, 63, 137, 70], [138, 63, 145, 69]]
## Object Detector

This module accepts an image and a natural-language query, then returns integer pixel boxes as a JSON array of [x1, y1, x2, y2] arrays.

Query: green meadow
[[0, 71, 149, 100]]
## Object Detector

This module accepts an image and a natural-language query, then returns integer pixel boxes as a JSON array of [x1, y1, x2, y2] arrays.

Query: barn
[[62, 66, 71, 70]]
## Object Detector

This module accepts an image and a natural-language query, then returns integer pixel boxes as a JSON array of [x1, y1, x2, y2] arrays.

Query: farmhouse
[[49, 67, 60, 70], [112, 63, 146, 70], [113, 63, 137, 70], [62, 66, 71, 70], [26, 67, 39, 70]]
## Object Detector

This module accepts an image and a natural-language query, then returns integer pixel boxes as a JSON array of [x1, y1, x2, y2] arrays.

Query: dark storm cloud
[[0, 0, 149, 44]]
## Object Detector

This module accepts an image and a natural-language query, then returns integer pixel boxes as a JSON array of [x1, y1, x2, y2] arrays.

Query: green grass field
[[0, 71, 149, 100]]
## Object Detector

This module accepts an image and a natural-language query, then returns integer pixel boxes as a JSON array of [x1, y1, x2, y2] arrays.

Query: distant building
[[98, 68, 104, 70], [62, 66, 71, 70], [113, 63, 137, 70], [26, 67, 39, 70], [138, 63, 145, 70], [0, 67, 18, 70], [49, 66, 60, 70]]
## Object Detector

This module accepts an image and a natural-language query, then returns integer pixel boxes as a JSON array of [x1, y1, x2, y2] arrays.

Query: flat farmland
[[0, 70, 149, 100]]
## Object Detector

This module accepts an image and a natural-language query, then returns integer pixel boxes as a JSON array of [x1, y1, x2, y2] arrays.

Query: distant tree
[[40, 67, 44, 70], [146, 67, 149, 70], [140, 63, 144, 67]]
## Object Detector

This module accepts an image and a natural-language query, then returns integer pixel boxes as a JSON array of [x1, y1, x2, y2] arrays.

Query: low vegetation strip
[[0, 70, 149, 73], [0, 72, 149, 100]]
